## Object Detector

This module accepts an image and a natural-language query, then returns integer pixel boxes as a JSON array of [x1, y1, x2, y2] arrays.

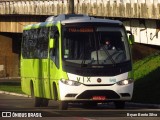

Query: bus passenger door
[[37, 27, 51, 99], [42, 59, 51, 99], [49, 26, 60, 100]]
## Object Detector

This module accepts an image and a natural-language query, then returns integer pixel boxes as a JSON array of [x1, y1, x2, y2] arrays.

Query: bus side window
[[37, 27, 49, 58], [22, 29, 38, 59], [50, 26, 59, 68]]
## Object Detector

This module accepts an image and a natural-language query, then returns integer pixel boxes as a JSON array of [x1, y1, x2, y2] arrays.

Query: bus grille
[[76, 90, 120, 99]]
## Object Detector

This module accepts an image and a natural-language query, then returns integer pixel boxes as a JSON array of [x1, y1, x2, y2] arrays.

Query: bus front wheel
[[59, 101, 68, 110]]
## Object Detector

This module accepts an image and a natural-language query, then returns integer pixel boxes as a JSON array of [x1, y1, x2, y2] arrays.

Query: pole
[[68, 0, 74, 14]]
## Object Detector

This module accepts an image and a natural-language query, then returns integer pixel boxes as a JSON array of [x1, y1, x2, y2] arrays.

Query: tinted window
[[22, 27, 49, 59]]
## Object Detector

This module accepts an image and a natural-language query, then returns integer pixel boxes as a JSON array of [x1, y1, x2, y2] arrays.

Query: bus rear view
[[21, 14, 134, 110]]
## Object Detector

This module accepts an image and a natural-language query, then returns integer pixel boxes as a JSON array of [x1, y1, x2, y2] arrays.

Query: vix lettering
[[77, 77, 91, 83]]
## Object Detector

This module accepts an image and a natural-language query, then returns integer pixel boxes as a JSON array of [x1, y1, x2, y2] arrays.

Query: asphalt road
[[0, 93, 160, 120]]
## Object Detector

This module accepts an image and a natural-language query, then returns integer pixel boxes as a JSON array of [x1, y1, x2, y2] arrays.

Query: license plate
[[92, 96, 106, 100]]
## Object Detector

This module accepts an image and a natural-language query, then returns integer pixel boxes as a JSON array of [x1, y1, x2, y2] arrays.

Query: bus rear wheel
[[41, 98, 49, 107], [30, 83, 41, 107], [34, 97, 42, 107], [34, 98, 49, 107], [31, 84, 49, 107], [59, 101, 68, 110]]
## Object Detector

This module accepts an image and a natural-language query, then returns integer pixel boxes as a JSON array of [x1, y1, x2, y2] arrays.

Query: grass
[[132, 52, 160, 104], [0, 82, 24, 94]]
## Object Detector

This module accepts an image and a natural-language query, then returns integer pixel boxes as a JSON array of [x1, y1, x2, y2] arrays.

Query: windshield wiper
[[102, 46, 116, 65], [81, 59, 87, 67], [81, 40, 87, 67]]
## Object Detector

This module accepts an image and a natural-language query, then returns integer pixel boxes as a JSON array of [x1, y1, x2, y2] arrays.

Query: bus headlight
[[116, 79, 133, 85], [60, 79, 81, 86]]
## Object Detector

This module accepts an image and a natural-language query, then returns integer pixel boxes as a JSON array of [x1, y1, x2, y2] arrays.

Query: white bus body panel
[[59, 72, 133, 101]]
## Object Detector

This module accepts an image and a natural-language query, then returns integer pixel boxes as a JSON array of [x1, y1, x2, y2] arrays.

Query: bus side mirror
[[49, 38, 55, 48], [127, 30, 135, 45], [129, 34, 135, 45]]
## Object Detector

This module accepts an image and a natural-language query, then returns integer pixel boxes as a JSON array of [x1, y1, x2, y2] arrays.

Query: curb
[[126, 102, 160, 109], [0, 77, 20, 79], [0, 90, 31, 98]]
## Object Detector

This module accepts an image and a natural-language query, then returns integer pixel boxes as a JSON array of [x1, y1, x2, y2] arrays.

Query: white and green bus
[[21, 14, 134, 110]]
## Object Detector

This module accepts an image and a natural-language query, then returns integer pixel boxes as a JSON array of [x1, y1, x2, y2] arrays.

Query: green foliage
[[0, 82, 24, 94], [132, 52, 160, 104]]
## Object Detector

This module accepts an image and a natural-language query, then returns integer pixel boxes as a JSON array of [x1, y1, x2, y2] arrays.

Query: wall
[[124, 19, 160, 46], [0, 34, 19, 77], [0, 15, 44, 33]]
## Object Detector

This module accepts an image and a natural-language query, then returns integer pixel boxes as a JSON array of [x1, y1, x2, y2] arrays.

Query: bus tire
[[30, 81, 34, 98], [41, 98, 49, 107], [114, 101, 125, 109], [35, 97, 43, 107], [59, 101, 68, 110], [53, 82, 58, 100], [30, 81, 42, 107], [35, 98, 49, 107]]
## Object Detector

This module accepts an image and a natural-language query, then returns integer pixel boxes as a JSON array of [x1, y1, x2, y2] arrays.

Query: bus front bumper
[[59, 80, 133, 102]]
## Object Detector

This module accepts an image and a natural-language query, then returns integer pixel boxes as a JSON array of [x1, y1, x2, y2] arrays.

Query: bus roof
[[61, 17, 122, 25], [23, 21, 56, 30], [23, 14, 122, 30], [51, 14, 122, 25]]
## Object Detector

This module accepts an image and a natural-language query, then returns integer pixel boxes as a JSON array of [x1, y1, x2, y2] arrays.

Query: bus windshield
[[62, 25, 130, 66]]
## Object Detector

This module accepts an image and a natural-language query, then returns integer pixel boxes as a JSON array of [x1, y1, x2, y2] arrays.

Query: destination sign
[[68, 27, 94, 32]]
